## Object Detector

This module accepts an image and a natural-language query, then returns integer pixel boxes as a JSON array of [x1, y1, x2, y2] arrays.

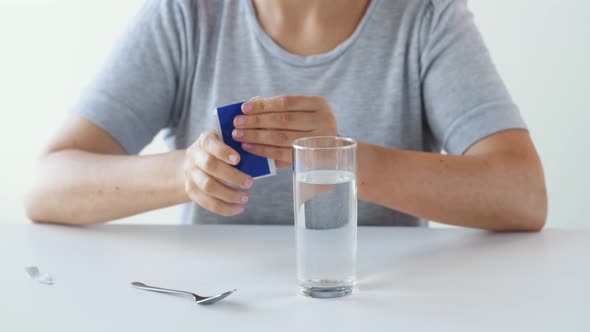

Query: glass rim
[[292, 136, 357, 151]]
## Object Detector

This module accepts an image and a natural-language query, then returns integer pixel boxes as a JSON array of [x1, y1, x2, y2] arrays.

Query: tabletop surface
[[1, 224, 589, 332]]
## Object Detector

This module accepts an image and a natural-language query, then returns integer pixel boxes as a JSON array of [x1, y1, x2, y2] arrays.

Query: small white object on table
[[1, 224, 589, 331]]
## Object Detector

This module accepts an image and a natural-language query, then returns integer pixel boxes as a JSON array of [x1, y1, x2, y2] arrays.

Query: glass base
[[299, 281, 356, 298]]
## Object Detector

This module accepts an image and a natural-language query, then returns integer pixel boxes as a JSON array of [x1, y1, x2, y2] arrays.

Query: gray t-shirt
[[75, 0, 526, 226]]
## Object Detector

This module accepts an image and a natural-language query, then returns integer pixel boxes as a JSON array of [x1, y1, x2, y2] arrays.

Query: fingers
[[242, 143, 292, 164], [236, 96, 339, 138], [232, 129, 307, 148], [185, 179, 246, 217], [197, 130, 240, 165], [241, 95, 328, 114], [234, 112, 317, 131], [184, 131, 254, 217], [275, 160, 291, 168], [189, 131, 253, 189], [188, 167, 249, 205], [189, 147, 254, 190]]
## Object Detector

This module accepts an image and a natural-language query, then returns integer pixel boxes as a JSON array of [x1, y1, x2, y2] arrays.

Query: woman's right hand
[[184, 130, 253, 216]]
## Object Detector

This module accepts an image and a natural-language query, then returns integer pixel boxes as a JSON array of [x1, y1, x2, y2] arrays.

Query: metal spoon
[[131, 282, 235, 305]]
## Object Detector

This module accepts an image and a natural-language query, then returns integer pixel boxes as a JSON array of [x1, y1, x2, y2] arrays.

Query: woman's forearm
[[357, 142, 547, 231], [25, 149, 189, 225]]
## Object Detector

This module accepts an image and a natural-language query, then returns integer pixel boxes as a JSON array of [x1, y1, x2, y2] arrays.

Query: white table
[[1, 224, 589, 331]]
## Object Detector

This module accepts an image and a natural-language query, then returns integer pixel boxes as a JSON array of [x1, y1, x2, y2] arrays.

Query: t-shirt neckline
[[244, 0, 379, 67]]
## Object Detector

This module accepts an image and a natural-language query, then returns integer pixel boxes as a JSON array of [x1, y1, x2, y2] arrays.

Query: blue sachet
[[215, 102, 276, 179]]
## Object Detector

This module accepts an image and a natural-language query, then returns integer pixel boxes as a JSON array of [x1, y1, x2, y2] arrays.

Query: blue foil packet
[[215, 102, 276, 179]]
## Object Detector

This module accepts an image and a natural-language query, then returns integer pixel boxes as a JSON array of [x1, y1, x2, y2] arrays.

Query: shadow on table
[[200, 299, 250, 313]]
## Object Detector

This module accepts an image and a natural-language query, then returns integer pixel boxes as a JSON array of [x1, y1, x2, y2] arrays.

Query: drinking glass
[[292, 136, 358, 298]]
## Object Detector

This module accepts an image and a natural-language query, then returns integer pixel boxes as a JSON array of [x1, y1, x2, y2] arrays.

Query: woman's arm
[[24, 115, 188, 225], [232, 96, 547, 231], [357, 129, 547, 231], [25, 114, 255, 224]]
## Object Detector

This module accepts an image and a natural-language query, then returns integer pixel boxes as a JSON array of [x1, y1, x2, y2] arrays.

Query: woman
[[25, 0, 547, 230]]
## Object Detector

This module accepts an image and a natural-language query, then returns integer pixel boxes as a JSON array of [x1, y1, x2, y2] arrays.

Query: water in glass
[[294, 169, 357, 297]]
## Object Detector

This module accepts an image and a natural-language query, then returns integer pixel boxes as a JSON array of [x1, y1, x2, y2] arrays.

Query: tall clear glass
[[292, 136, 358, 298]]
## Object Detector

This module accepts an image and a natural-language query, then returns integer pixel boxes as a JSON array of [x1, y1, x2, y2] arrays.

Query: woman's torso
[[169, 0, 433, 225]]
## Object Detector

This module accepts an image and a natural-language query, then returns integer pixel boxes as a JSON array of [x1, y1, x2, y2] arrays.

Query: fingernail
[[233, 130, 244, 138], [242, 103, 253, 113], [235, 116, 245, 126], [241, 195, 249, 203], [229, 154, 238, 164], [244, 178, 253, 188], [236, 207, 245, 214], [242, 143, 253, 149], [248, 96, 260, 101]]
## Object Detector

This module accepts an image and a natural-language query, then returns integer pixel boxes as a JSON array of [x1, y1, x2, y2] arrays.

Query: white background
[[0, 0, 588, 227]]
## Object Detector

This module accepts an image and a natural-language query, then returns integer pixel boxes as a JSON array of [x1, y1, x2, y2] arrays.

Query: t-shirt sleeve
[[73, 0, 186, 154], [419, 0, 526, 155]]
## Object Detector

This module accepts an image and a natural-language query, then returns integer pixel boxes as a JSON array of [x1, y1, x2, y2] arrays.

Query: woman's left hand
[[232, 95, 339, 168]]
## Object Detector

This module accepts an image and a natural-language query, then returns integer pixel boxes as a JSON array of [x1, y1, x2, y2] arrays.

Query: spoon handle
[[131, 282, 198, 300]]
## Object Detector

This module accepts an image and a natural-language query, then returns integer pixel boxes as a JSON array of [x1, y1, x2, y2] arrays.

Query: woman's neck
[[252, 0, 370, 56]]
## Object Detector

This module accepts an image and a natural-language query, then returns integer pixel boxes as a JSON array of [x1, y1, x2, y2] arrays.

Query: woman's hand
[[184, 130, 253, 216], [232, 95, 339, 168]]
